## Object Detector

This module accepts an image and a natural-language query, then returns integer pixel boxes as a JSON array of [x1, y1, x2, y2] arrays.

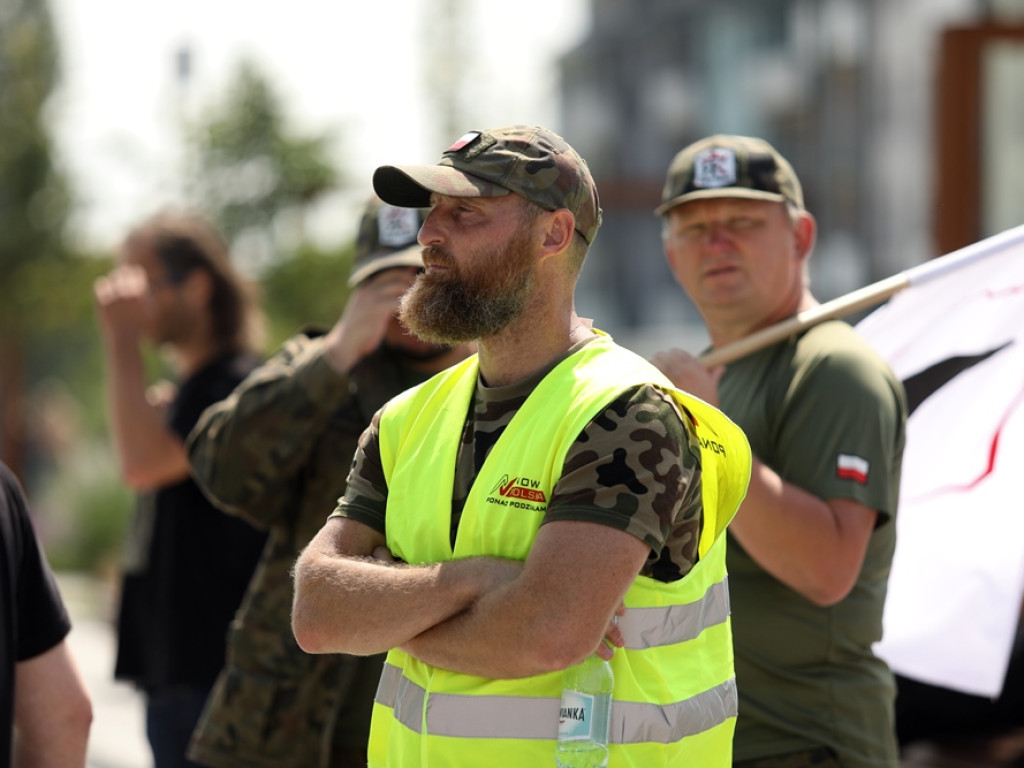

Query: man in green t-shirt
[[651, 135, 907, 768]]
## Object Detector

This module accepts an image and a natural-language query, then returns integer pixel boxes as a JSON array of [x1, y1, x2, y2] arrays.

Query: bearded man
[[291, 126, 752, 768]]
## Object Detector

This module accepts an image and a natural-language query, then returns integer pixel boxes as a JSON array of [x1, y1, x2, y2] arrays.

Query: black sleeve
[[1, 463, 72, 661]]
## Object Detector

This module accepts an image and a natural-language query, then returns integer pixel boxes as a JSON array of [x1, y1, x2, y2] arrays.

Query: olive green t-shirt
[[723, 321, 907, 768]]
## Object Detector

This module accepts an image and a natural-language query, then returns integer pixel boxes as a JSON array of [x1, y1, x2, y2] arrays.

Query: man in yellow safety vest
[[292, 124, 751, 767]]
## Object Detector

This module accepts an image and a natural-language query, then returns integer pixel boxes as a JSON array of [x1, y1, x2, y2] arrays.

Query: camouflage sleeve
[[187, 332, 355, 529], [328, 409, 388, 535], [545, 384, 703, 583]]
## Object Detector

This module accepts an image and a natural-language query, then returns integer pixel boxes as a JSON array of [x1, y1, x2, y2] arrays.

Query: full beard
[[399, 229, 535, 344]]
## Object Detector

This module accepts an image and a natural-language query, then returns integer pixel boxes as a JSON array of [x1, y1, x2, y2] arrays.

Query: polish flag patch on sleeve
[[836, 453, 870, 484]]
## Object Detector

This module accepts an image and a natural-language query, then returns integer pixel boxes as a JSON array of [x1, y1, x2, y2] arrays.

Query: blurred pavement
[[59, 572, 150, 768]]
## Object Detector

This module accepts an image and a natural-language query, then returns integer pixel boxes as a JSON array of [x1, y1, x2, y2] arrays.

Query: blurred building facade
[[558, 0, 1024, 354]]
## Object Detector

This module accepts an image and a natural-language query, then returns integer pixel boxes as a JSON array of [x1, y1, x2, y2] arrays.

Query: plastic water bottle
[[555, 654, 613, 767]]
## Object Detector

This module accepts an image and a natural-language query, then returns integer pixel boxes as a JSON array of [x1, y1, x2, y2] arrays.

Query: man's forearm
[[102, 338, 188, 489], [402, 522, 643, 679], [292, 555, 454, 655], [13, 642, 92, 768], [401, 587, 552, 679], [292, 518, 630, 675], [292, 531, 516, 656]]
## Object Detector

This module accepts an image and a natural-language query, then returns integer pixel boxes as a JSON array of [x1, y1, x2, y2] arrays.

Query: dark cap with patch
[[372, 125, 602, 244], [347, 196, 427, 287], [655, 134, 804, 216]]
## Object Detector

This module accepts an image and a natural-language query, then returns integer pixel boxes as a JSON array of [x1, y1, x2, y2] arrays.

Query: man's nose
[[704, 220, 733, 248], [418, 210, 443, 246]]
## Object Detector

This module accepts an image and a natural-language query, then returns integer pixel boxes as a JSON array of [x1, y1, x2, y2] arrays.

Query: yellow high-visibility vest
[[370, 334, 751, 767]]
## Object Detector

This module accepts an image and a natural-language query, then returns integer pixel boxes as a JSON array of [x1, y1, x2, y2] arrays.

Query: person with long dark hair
[[94, 210, 267, 768]]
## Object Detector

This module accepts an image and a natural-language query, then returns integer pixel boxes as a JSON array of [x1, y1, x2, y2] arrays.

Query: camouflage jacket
[[186, 331, 433, 768]]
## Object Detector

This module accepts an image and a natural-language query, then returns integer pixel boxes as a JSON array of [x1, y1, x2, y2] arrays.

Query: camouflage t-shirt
[[334, 340, 704, 581]]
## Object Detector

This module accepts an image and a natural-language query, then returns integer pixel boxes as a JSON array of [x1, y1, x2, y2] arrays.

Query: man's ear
[[793, 210, 817, 263], [540, 209, 576, 256]]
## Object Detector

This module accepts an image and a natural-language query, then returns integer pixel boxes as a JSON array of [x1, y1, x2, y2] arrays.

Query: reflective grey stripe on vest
[[373, 576, 735, 742], [375, 665, 736, 742], [620, 576, 730, 650]]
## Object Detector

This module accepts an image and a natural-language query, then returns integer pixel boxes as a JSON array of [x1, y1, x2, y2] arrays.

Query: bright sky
[[47, 0, 589, 251]]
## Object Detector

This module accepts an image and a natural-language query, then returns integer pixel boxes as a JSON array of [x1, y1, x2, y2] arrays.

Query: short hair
[[125, 211, 263, 353]]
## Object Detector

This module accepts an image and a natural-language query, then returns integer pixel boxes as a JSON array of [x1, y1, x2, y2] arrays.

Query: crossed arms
[[291, 515, 643, 679]]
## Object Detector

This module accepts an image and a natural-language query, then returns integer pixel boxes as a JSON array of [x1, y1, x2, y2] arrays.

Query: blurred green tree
[[0, 44, 356, 572], [0, 0, 72, 478], [184, 56, 363, 353], [185, 59, 339, 272]]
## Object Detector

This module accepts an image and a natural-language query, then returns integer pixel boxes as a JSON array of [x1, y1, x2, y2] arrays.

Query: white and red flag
[[856, 223, 1024, 696]]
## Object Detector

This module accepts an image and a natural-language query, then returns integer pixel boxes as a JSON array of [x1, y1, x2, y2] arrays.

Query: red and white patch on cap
[[693, 147, 737, 189], [377, 205, 420, 247], [446, 131, 480, 152], [836, 453, 869, 484]]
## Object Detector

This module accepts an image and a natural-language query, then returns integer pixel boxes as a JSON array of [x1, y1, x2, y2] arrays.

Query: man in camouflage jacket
[[185, 197, 473, 767]]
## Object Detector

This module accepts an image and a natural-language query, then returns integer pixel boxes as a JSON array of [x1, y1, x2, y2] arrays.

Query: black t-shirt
[[114, 351, 268, 692], [0, 461, 72, 767]]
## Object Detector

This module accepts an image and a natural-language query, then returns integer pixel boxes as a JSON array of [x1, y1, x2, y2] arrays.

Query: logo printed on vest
[[485, 474, 548, 511], [699, 436, 727, 456]]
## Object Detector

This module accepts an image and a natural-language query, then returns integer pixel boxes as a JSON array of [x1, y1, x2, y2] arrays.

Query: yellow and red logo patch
[[491, 475, 548, 504]]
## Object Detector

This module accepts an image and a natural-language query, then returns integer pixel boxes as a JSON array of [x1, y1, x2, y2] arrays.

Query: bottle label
[[558, 689, 595, 742]]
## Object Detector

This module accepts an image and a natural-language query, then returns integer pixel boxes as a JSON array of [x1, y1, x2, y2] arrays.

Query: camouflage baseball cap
[[655, 134, 804, 215], [347, 196, 427, 287], [372, 125, 602, 244]]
